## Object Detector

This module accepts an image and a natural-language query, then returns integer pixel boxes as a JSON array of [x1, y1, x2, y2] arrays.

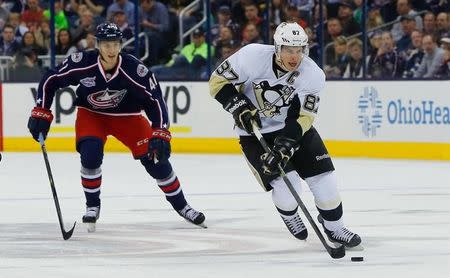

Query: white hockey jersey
[[210, 43, 325, 136]]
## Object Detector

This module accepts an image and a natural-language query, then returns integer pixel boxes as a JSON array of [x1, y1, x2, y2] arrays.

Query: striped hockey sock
[[157, 171, 187, 211], [81, 166, 102, 207]]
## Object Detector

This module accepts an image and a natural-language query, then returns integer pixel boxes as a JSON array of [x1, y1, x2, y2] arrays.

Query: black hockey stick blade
[[62, 222, 76, 240], [252, 122, 345, 259], [329, 244, 345, 259], [39, 133, 76, 240]]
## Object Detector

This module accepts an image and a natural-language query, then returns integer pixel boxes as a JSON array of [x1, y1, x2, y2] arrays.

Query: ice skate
[[280, 212, 308, 240], [82, 206, 100, 233], [177, 204, 206, 228], [318, 215, 362, 249]]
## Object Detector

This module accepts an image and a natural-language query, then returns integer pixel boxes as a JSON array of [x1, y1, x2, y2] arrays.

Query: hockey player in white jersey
[[209, 22, 361, 248]]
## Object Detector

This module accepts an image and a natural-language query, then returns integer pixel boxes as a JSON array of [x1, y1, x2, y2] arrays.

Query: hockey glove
[[261, 136, 298, 175], [224, 94, 261, 134], [148, 128, 172, 163], [27, 107, 54, 142]]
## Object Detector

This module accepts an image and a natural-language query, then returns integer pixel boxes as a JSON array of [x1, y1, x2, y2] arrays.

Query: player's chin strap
[[251, 121, 345, 259]]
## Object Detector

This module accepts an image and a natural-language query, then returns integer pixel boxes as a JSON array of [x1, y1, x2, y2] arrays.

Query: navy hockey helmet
[[95, 22, 123, 41]]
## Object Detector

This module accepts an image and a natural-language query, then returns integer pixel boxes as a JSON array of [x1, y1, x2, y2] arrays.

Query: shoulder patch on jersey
[[137, 64, 148, 77], [71, 52, 83, 63]]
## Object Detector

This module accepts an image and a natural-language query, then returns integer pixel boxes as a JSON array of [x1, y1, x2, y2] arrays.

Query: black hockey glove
[[261, 136, 298, 175], [148, 128, 171, 163], [224, 94, 261, 134], [28, 107, 54, 142]]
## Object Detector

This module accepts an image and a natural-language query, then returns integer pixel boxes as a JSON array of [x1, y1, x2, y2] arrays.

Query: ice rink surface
[[0, 152, 449, 278]]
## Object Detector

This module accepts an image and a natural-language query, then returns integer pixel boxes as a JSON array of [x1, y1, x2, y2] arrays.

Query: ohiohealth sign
[[316, 81, 450, 143]]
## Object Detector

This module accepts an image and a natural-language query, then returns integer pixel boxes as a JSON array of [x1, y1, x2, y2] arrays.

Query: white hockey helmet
[[273, 22, 309, 58]]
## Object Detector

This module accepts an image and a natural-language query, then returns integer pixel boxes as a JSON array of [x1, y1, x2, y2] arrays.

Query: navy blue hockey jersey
[[35, 50, 169, 129]]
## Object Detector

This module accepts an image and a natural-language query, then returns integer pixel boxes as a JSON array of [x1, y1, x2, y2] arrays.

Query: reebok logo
[[316, 154, 330, 161], [227, 99, 247, 114]]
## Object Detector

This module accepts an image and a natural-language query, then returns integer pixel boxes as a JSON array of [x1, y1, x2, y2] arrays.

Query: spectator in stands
[[397, 15, 416, 53], [152, 27, 214, 80], [352, 0, 363, 25], [242, 2, 265, 41], [313, 3, 327, 28], [70, 9, 96, 46], [112, 10, 132, 40], [414, 34, 445, 77], [241, 22, 263, 46], [33, 19, 51, 52], [270, 0, 288, 27], [285, 4, 307, 28], [324, 18, 343, 45], [366, 4, 385, 30], [43, 1, 69, 31], [22, 0, 44, 31], [7, 12, 28, 41], [0, 24, 19, 56], [343, 38, 363, 78], [370, 31, 404, 78], [391, 0, 423, 42], [231, 0, 253, 25], [435, 12, 449, 42], [422, 11, 436, 37], [304, 26, 320, 63], [0, 0, 9, 30], [106, 0, 135, 28], [290, 0, 314, 25], [402, 29, 424, 78], [10, 46, 42, 82], [213, 40, 239, 70], [337, 1, 360, 36], [70, 0, 112, 19], [78, 31, 96, 51], [21, 30, 46, 55], [213, 26, 236, 59], [434, 36, 450, 78], [55, 28, 77, 56], [211, 5, 240, 42], [140, 0, 170, 65], [324, 35, 349, 78]]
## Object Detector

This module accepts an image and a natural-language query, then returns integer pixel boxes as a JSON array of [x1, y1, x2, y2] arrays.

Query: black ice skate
[[177, 204, 206, 228], [318, 215, 361, 249], [82, 206, 100, 233], [280, 212, 308, 240]]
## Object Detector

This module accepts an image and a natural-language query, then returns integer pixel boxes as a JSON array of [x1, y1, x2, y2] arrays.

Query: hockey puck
[[0, 153, 2, 162], [351, 256, 364, 262]]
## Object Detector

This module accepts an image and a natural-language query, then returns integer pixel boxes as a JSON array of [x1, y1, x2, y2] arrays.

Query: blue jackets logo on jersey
[[87, 88, 127, 109]]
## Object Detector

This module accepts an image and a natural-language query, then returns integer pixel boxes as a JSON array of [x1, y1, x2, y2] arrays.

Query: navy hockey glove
[[27, 107, 54, 142], [224, 94, 261, 134], [148, 128, 171, 163], [261, 136, 298, 175]]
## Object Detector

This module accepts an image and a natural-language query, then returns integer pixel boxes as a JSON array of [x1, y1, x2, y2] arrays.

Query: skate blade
[[86, 223, 96, 233], [333, 242, 364, 251]]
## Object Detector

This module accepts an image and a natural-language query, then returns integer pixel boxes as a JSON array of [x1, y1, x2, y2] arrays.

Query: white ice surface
[[0, 153, 449, 277]]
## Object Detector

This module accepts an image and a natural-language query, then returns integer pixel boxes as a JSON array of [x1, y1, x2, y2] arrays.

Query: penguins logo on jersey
[[253, 81, 296, 117], [87, 88, 127, 109]]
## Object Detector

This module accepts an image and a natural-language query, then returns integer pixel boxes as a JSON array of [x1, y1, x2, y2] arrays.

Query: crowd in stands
[[0, 0, 448, 82]]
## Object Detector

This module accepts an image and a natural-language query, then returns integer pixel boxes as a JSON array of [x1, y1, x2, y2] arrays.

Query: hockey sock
[[157, 171, 187, 211], [81, 166, 102, 207]]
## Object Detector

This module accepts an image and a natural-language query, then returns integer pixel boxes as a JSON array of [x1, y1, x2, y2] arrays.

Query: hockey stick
[[38, 133, 76, 240], [251, 122, 345, 259]]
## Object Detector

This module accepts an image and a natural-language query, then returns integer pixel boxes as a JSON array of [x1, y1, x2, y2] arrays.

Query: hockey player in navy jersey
[[27, 23, 206, 232], [209, 22, 361, 248]]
